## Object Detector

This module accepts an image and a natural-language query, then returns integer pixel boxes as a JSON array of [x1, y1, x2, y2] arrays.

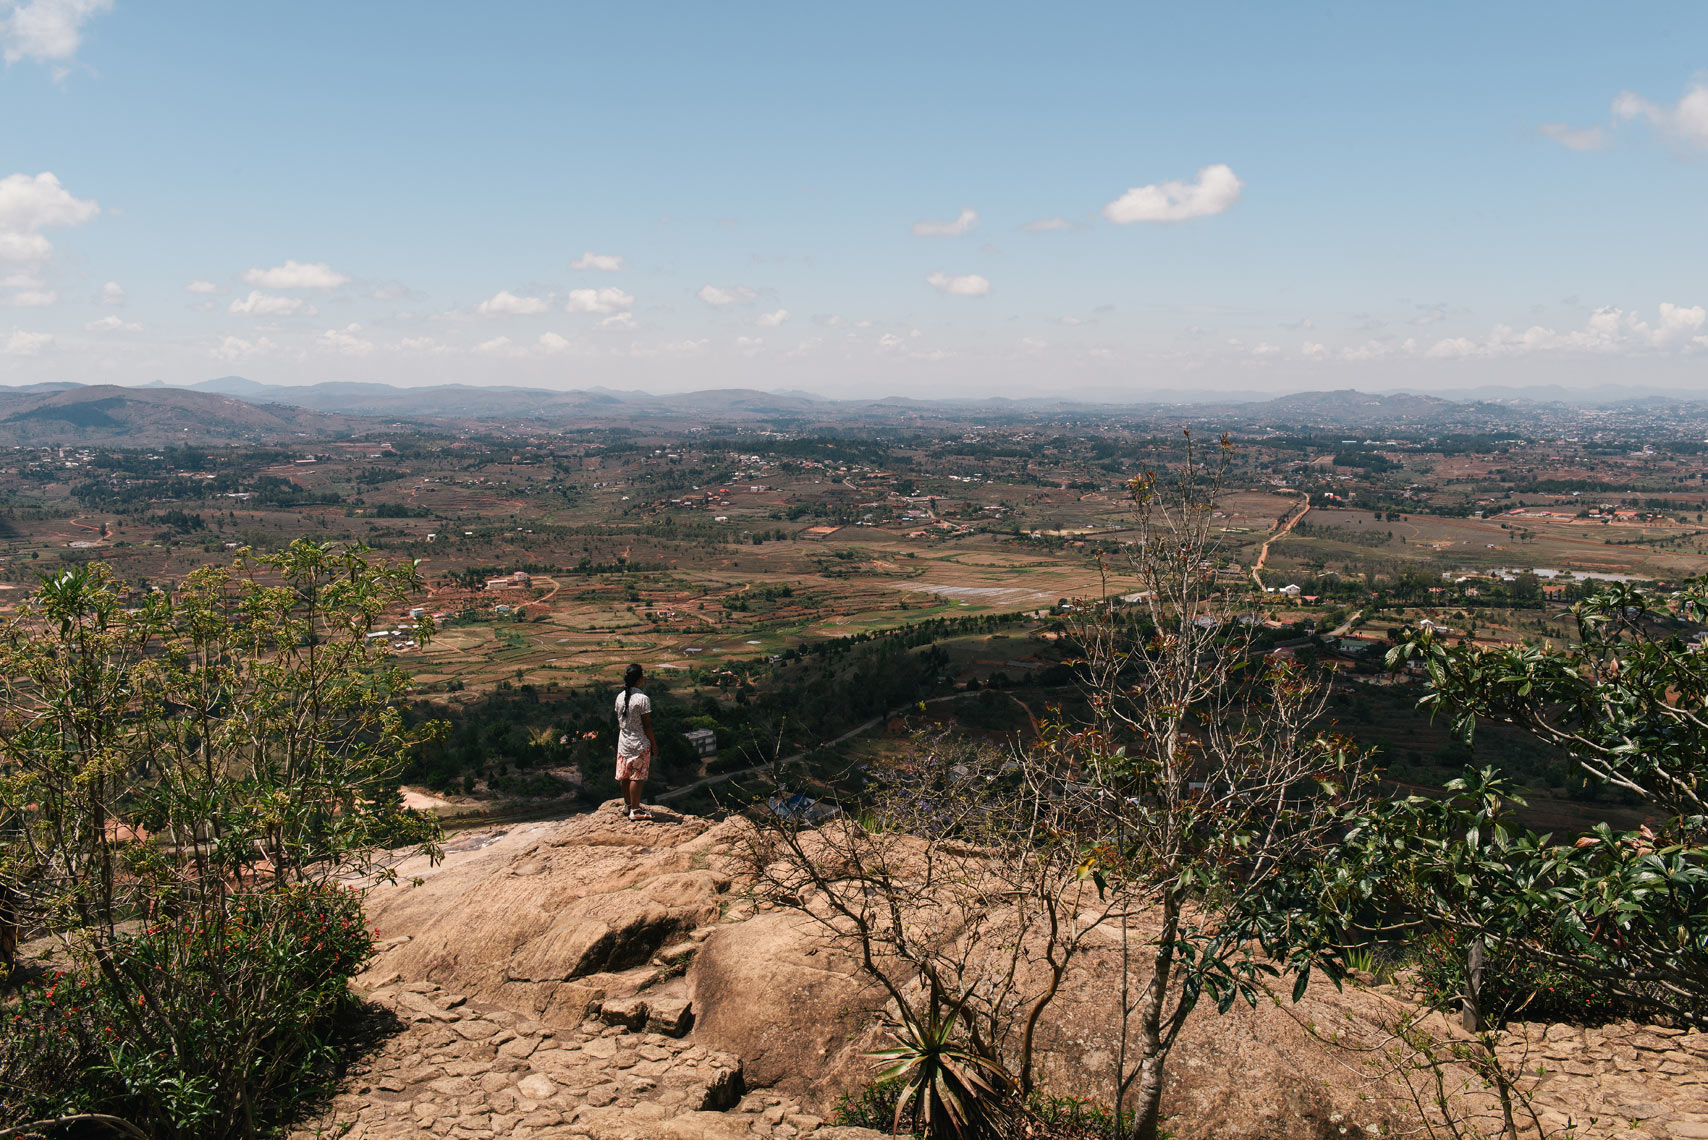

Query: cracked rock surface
[[291, 801, 1708, 1140]]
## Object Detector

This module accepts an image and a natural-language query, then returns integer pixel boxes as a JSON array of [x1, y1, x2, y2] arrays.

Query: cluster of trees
[[1, 542, 443, 1138]]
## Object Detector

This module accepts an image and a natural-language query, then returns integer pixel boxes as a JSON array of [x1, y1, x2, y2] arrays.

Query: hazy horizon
[[4, 2, 1708, 398]]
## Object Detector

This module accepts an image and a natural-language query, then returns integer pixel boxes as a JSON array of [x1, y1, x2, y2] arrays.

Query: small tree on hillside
[[740, 730, 1122, 1134], [0, 541, 444, 1138], [1065, 434, 1373, 1140]]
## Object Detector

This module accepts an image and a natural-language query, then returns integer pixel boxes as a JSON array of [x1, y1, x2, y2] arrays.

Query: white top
[[614, 689, 652, 757]]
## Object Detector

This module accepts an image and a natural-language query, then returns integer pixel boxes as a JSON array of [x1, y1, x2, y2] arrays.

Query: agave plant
[[868, 1013, 1011, 1139]]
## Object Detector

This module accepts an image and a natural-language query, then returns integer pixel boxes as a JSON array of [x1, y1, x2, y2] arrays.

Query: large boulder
[[688, 911, 882, 1099], [361, 806, 737, 1026]]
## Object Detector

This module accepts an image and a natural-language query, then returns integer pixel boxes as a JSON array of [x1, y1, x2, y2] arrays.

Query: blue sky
[[3, 1, 1707, 398]]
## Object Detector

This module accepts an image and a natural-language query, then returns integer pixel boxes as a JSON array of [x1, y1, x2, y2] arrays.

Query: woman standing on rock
[[615, 663, 658, 821]]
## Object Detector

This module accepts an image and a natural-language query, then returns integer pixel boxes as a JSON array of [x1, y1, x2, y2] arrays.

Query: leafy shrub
[[1412, 928, 1636, 1025], [0, 883, 373, 1138]]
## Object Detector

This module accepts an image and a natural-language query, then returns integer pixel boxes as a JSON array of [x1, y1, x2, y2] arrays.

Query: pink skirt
[[616, 750, 651, 781]]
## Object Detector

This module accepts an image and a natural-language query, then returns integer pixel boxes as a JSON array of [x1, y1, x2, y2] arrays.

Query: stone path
[[1491, 1020, 1708, 1139], [292, 979, 880, 1140]]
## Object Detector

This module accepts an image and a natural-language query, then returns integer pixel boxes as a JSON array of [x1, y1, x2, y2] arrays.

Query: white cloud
[[1251, 341, 1280, 357], [1613, 81, 1708, 149], [1416, 302, 1708, 360], [912, 207, 979, 237], [0, 171, 98, 264], [475, 335, 526, 356], [242, 259, 349, 290], [566, 286, 634, 314], [98, 280, 123, 305], [1021, 217, 1073, 232], [1, 0, 111, 64], [9, 288, 56, 306], [1300, 342, 1327, 358], [1653, 301, 1706, 343], [397, 336, 447, 353], [571, 251, 624, 271], [185, 279, 217, 294], [213, 334, 275, 361], [1539, 123, 1608, 151], [735, 335, 764, 355], [538, 331, 572, 353], [697, 283, 757, 307], [85, 314, 139, 332], [1059, 315, 1083, 326], [3, 329, 52, 355], [925, 271, 990, 297], [756, 308, 789, 328], [228, 290, 314, 317], [1018, 336, 1048, 351], [476, 289, 549, 316], [597, 311, 635, 331], [1103, 163, 1243, 224], [318, 323, 373, 356]]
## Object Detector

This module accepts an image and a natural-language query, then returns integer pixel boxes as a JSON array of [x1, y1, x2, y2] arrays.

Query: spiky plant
[[869, 1014, 1010, 1139]]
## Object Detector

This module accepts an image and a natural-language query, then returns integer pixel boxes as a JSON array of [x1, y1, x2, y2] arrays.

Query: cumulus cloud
[[697, 283, 757, 307], [0, 171, 98, 263], [1539, 122, 1608, 151], [925, 271, 990, 297], [538, 331, 572, 353], [318, 323, 373, 356], [85, 314, 139, 332], [228, 290, 314, 317], [912, 207, 979, 237], [98, 280, 123, 305], [474, 335, 517, 355], [185, 279, 217, 294], [213, 335, 275, 362], [756, 308, 789, 328], [1612, 81, 1708, 149], [476, 289, 549, 316], [571, 251, 624, 271], [1418, 302, 1708, 360], [566, 286, 634, 314], [9, 288, 55, 306], [597, 311, 635, 331], [1103, 164, 1243, 224], [1021, 217, 1073, 232], [1, 0, 111, 64], [735, 335, 764, 355], [3, 329, 51, 355], [242, 259, 349, 290], [1300, 342, 1327, 358]]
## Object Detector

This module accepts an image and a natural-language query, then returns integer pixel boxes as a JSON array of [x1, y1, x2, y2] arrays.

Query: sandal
[[628, 808, 653, 822]]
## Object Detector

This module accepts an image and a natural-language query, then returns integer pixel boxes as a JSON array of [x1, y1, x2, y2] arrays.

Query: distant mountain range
[[0, 384, 390, 446], [0, 377, 1699, 445]]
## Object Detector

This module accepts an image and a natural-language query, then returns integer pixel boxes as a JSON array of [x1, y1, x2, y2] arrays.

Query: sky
[[3, 1, 1708, 400]]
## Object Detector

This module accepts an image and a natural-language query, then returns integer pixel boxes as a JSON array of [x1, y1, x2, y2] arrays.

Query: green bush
[[1412, 928, 1636, 1025], [1, 882, 373, 1138]]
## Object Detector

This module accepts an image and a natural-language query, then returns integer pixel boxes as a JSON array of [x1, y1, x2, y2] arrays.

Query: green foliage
[[0, 883, 371, 1137], [869, 1014, 1010, 1140], [0, 542, 443, 1138], [1411, 928, 1635, 1025]]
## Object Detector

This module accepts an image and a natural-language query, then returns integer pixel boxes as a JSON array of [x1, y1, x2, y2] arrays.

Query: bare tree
[[738, 730, 1121, 1113], [1064, 433, 1373, 1140]]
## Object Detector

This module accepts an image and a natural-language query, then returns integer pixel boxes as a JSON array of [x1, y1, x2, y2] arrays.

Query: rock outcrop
[[296, 802, 1708, 1140]]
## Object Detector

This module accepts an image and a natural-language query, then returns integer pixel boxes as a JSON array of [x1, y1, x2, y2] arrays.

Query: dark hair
[[622, 663, 643, 716]]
